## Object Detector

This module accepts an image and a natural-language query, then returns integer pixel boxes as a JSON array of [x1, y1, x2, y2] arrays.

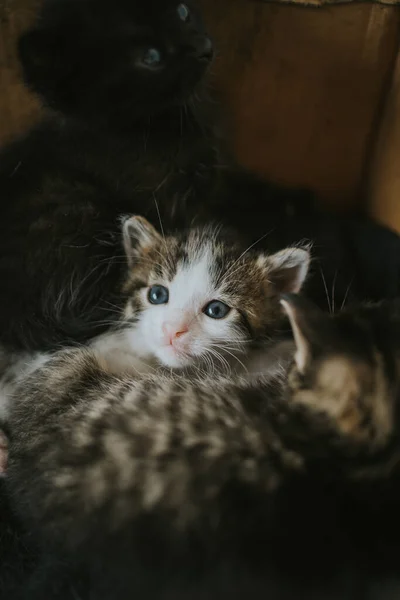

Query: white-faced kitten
[[0, 217, 310, 473], [0, 216, 311, 397], [92, 215, 310, 376]]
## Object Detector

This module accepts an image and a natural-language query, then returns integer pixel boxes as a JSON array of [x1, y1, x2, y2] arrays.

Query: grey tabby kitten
[[8, 295, 398, 548], [5, 295, 400, 599], [0, 216, 310, 472]]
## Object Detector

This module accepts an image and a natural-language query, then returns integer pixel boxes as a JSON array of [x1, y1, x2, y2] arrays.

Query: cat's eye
[[203, 300, 231, 320], [141, 48, 162, 68], [177, 3, 190, 22], [148, 285, 169, 305]]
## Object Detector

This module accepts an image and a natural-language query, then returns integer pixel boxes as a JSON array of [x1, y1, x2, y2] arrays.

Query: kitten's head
[[19, 0, 212, 126], [281, 295, 400, 445], [121, 216, 310, 369]]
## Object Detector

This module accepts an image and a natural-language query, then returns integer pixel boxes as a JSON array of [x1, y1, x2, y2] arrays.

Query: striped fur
[[7, 297, 400, 555]]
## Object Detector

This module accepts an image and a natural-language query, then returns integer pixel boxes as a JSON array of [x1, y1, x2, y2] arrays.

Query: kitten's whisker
[[206, 348, 231, 376], [340, 277, 354, 311], [219, 263, 247, 285], [152, 194, 174, 273], [218, 347, 248, 373], [67, 260, 106, 308], [198, 350, 213, 376], [203, 351, 216, 376], [153, 173, 171, 195], [102, 300, 124, 313], [90, 320, 123, 329], [149, 239, 175, 278], [221, 230, 274, 284], [153, 194, 165, 241], [208, 342, 245, 354], [204, 348, 222, 374], [213, 346, 247, 354], [331, 270, 338, 314], [209, 338, 252, 348], [124, 255, 167, 269], [209, 350, 220, 376], [319, 267, 332, 314]]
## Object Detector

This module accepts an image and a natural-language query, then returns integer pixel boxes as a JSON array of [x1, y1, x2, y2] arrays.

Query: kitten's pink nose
[[162, 323, 189, 345]]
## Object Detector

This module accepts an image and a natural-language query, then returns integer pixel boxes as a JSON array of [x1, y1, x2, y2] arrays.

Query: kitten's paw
[[245, 341, 295, 378]]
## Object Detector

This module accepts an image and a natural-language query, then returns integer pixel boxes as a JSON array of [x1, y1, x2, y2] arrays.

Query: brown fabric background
[[201, 1, 400, 210], [0, 0, 40, 142], [369, 47, 400, 231]]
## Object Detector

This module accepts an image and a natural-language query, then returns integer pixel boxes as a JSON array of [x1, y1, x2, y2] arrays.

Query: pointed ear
[[280, 294, 328, 373], [122, 216, 162, 266], [260, 247, 310, 295]]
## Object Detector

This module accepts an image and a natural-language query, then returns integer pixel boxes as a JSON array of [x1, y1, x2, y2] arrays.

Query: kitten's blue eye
[[203, 300, 231, 320], [148, 285, 169, 305], [142, 48, 162, 68], [177, 3, 190, 21]]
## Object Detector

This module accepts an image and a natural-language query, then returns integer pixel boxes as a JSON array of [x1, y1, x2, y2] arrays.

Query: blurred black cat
[[0, 0, 217, 351], [20, 0, 213, 127], [1, 0, 400, 357]]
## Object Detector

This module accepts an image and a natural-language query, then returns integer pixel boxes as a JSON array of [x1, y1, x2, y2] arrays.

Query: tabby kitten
[[6, 296, 400, 599], [0, 216, 308, 472], [94, 215, 309, 373], [0, 216, 309, 416]]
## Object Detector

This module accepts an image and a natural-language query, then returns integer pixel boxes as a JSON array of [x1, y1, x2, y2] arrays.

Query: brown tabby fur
[[7, 296, 400, 551]]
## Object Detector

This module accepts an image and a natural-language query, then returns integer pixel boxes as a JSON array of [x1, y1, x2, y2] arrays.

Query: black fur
[[0, 0, 216, 351], [5, 475, 400, 599], [0, 0, 400, 354]]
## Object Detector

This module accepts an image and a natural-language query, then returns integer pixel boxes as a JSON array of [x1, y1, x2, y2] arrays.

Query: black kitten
[[19, 0, 213, 127], [0, 0, 216, 351], [1, 0, 400, 357]]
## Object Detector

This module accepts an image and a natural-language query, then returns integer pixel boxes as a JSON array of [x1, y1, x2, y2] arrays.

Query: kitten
[[0, 216, 309, 473], [93, 215, 309, 374], [6, 296, 400, 599]]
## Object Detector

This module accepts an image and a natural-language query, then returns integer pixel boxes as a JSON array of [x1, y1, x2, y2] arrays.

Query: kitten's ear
[[123, 216, 162, 266], [261, 247, 310, 294], [280, 294, 329, 373]]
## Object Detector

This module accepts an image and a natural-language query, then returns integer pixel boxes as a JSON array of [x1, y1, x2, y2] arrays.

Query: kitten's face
[[121, 217, 310, 369], [19, 0, 212, 125], [282, 295, 400, 446]]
